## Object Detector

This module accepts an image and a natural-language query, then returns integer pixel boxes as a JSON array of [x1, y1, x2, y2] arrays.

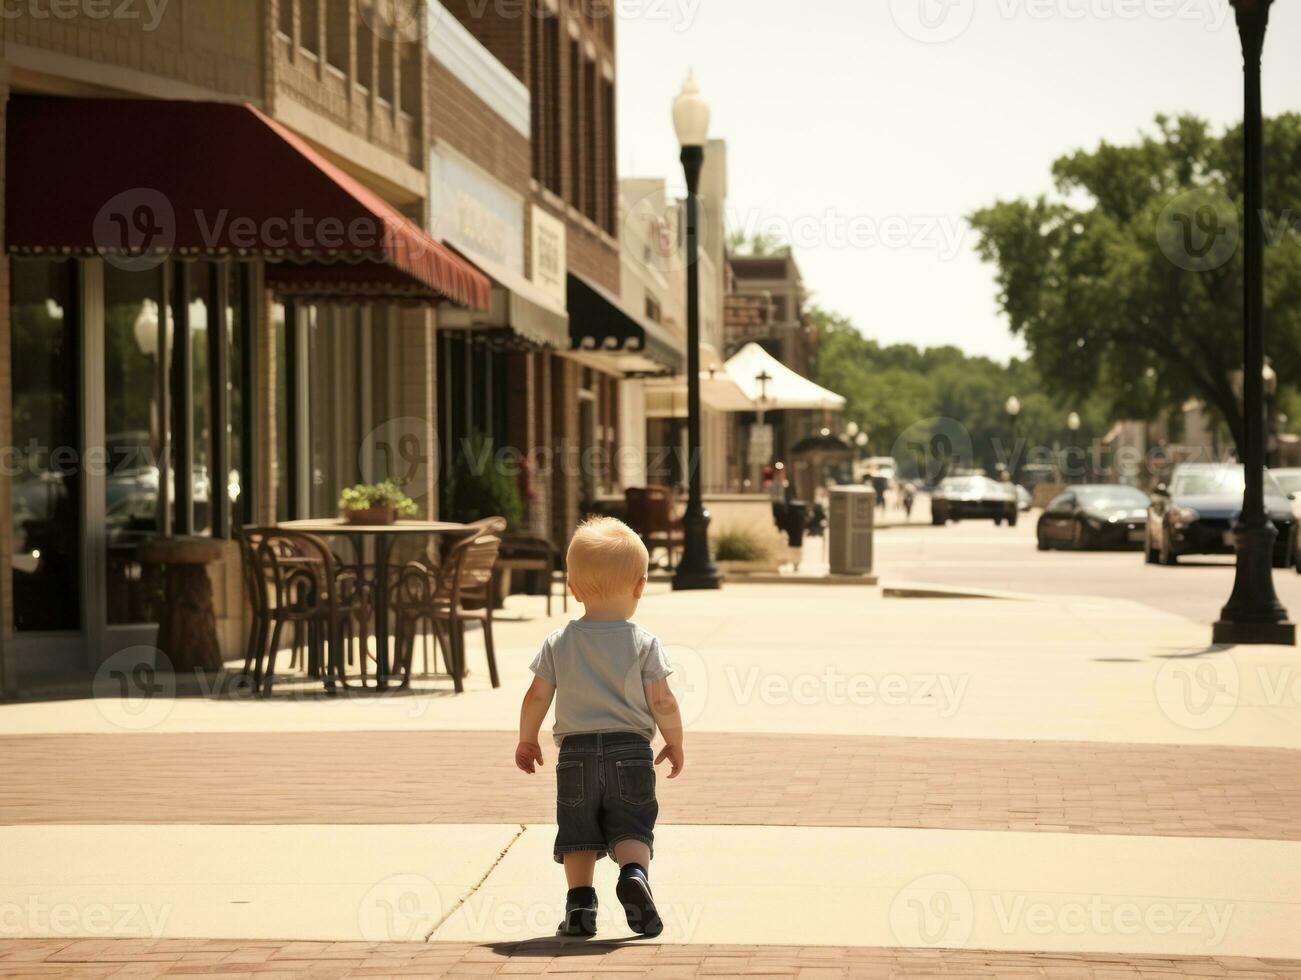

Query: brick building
[[437, 0, 682, 545], [0, 0, 696, 693], [0, 1, 493, 691]]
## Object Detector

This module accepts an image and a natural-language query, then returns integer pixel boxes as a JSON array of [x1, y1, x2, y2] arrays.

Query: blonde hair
[[566, 517, 649, 602]]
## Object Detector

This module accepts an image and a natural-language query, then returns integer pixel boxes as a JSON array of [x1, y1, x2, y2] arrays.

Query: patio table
[[275, 519, 475, 689]]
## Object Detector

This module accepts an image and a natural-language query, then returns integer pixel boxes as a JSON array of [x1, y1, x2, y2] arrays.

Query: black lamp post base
[[1212, 522, 1294, 646], [1212, 619, 1296, 646], [671, 567, 723, 591], [672, 507, 722, 591]]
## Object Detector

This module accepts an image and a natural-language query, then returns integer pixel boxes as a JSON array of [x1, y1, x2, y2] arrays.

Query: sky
[[615, 0, 1301, 363]]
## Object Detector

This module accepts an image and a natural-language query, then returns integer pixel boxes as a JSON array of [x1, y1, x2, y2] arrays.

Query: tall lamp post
[[1005, 396, 1022, 483], [1066, 411, 1082, 482], [672, 73, 721, 591], [1214, 0, 1293, 646]]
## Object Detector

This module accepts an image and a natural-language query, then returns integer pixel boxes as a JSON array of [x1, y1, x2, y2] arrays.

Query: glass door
[[8, 259, 85, 678]]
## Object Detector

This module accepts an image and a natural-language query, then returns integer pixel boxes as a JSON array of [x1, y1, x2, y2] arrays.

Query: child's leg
[[612, 839, 651, 872], [564, 851, 599, 888]]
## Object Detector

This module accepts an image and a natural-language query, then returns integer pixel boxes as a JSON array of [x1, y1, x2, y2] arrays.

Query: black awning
[[567, 273, 685, 374]]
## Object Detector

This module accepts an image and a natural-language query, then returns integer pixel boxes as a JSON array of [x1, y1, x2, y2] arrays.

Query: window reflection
[[10, 258, 81, 631], [105, 264, 165, 625]]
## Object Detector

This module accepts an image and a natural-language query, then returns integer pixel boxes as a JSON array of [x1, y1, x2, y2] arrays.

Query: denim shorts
[[553, 732, 658, 864]]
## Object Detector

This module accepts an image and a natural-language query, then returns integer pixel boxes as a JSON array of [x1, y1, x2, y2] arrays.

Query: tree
[[968, 114, 1301, 453], [808, 305, 1105, 479], [726, 229, 790, 258]]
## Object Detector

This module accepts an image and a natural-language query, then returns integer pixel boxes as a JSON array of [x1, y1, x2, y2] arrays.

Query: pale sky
[[616, 0, 1301, 362]]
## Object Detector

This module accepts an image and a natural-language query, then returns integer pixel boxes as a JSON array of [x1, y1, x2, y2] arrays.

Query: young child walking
[[514, 517, 685, 938]]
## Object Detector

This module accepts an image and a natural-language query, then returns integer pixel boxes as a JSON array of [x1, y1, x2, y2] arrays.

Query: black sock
[[566, 886, 597, 906], [619, 862, 648, 881]]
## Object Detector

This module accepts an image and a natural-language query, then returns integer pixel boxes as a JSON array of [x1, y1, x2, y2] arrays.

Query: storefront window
[[104, 264, 166, 625], [9, 259, 81, 631], [185, 262, 214, 536]]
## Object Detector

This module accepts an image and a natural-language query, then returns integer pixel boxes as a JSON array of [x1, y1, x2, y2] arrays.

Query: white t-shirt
[[529, 620, 674, 745]]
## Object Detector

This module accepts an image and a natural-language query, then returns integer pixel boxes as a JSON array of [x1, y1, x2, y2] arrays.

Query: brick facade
[[442, 0, 620, 293], [1, 0, 263, 100], [426, 53, 531, 199], [273, 0, 421, 169]]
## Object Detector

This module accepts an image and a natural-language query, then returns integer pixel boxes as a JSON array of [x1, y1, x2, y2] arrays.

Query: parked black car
[[931, 475, 1019, 526], [1037, 484, 1150, 551], [1146, 464, 1297, 567]]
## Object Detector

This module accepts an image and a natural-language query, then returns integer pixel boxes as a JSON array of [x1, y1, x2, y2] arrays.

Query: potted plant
[[338, 480, 419, 526], [447, 432, 524, 527]]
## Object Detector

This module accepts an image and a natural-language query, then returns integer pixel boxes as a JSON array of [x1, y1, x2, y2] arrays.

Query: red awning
[[5, 96, 490, 310]]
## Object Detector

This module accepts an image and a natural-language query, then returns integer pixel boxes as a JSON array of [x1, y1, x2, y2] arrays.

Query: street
[[874, 498, 1301, 626]]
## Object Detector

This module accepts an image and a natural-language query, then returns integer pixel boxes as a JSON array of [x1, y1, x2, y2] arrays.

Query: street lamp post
[[1066, 411, 1081, 482], [672, 73, 721, 591], [1005, 396, 1022, 482], [1213, 0, 1293, 646]]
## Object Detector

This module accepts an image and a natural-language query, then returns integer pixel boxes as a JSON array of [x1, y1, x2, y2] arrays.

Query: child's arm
[[515, 676, 556, 774], [646, 678, 685, 778]]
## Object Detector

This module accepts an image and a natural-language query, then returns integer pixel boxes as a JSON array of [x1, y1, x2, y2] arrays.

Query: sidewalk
[[1, 583, 1300, 976]]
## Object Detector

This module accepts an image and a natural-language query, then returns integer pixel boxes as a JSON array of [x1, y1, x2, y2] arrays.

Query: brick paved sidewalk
[[3, 939, 1300, 979], [6, 730, 1300, 841]]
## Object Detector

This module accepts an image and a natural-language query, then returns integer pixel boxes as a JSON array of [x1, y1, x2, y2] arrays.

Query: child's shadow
[[486, 933, 657, 957]]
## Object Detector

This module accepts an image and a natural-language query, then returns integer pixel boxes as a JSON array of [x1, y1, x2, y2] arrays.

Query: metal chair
[[238, 528, 370, 693], [390, 517, 507, 691], [498, 532, 568, 615]]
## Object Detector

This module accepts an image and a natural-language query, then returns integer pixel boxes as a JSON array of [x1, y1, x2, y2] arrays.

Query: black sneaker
[[615, 865, 663, 937], [559, 887, 598, 937]]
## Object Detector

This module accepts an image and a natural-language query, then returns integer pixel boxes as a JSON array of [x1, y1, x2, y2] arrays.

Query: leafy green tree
[[809, 305, 1108, 479], [968, 113, 1301, 452], [726, 229, 790, 258]]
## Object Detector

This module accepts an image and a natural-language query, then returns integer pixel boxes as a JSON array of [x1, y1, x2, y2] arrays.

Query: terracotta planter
[[342, 505, 397, 526]]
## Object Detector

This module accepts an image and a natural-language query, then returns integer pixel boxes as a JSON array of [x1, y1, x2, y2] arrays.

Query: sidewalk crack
[[424, 823, 527, 940]]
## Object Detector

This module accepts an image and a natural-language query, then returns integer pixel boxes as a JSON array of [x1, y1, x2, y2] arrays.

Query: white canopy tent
[[724, 342, 847, 411]]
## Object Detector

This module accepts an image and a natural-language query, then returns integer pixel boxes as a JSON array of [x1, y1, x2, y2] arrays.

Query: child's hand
[[655, 742, 685, 779], [515, 741, 545, 774]]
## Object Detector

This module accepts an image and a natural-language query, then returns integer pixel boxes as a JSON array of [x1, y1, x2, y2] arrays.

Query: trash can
[[829, 485, 875, 576]]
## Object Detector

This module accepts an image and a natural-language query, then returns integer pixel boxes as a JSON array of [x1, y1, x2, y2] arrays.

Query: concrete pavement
[[2, 571, 1300, 975]]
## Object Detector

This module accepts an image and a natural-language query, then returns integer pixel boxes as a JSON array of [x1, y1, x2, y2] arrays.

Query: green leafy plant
[[338, 479, 419, 517], [447, 432, 524, 527], [713, 528, 771, 563]]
